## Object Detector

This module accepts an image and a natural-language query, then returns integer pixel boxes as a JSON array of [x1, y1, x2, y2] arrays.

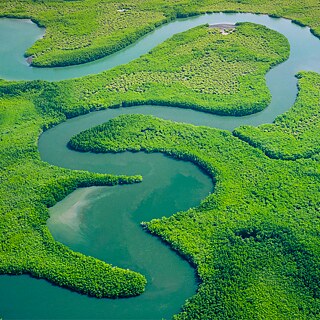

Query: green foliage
[[0, 86, 146, 298], [59, 23, 289, 116], [234, 72, 320, 159], [0, 2, 319, 317], [0, 0, 168, 67], [0, 20, 291, 304], [0, 0, 319, 67], [68, 113, 320, 319]]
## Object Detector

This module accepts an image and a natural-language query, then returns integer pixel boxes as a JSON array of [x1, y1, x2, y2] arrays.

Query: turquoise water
[[1, 12, 320, 320]]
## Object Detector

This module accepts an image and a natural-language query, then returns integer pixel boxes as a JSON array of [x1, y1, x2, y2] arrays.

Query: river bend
[[0, 12, 320, 320]]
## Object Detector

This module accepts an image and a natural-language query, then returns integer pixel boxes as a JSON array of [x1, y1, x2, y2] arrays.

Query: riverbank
[[0, 0, 319, 67]]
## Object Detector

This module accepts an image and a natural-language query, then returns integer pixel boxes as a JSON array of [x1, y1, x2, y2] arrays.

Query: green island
[[59, 22, 289, 116], [0, 0, 320, 319], [0, 0, 319, 67]]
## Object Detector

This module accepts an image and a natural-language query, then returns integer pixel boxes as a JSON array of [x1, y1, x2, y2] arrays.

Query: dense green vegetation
[[0, 85, 146, 298], [0, 21, 291, 302], [69, 113, 320, 319], [0, 0, 319, 67], [234, 71, 320, 159], [58, 23, 289, 116], [0, 1, 320, 318]]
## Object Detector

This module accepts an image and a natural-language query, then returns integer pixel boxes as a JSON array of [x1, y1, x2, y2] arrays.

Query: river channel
[[0, 11, 320, 320]]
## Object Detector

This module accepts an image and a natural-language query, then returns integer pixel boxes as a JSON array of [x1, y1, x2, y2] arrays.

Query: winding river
[[0, 12, 320, 320]]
